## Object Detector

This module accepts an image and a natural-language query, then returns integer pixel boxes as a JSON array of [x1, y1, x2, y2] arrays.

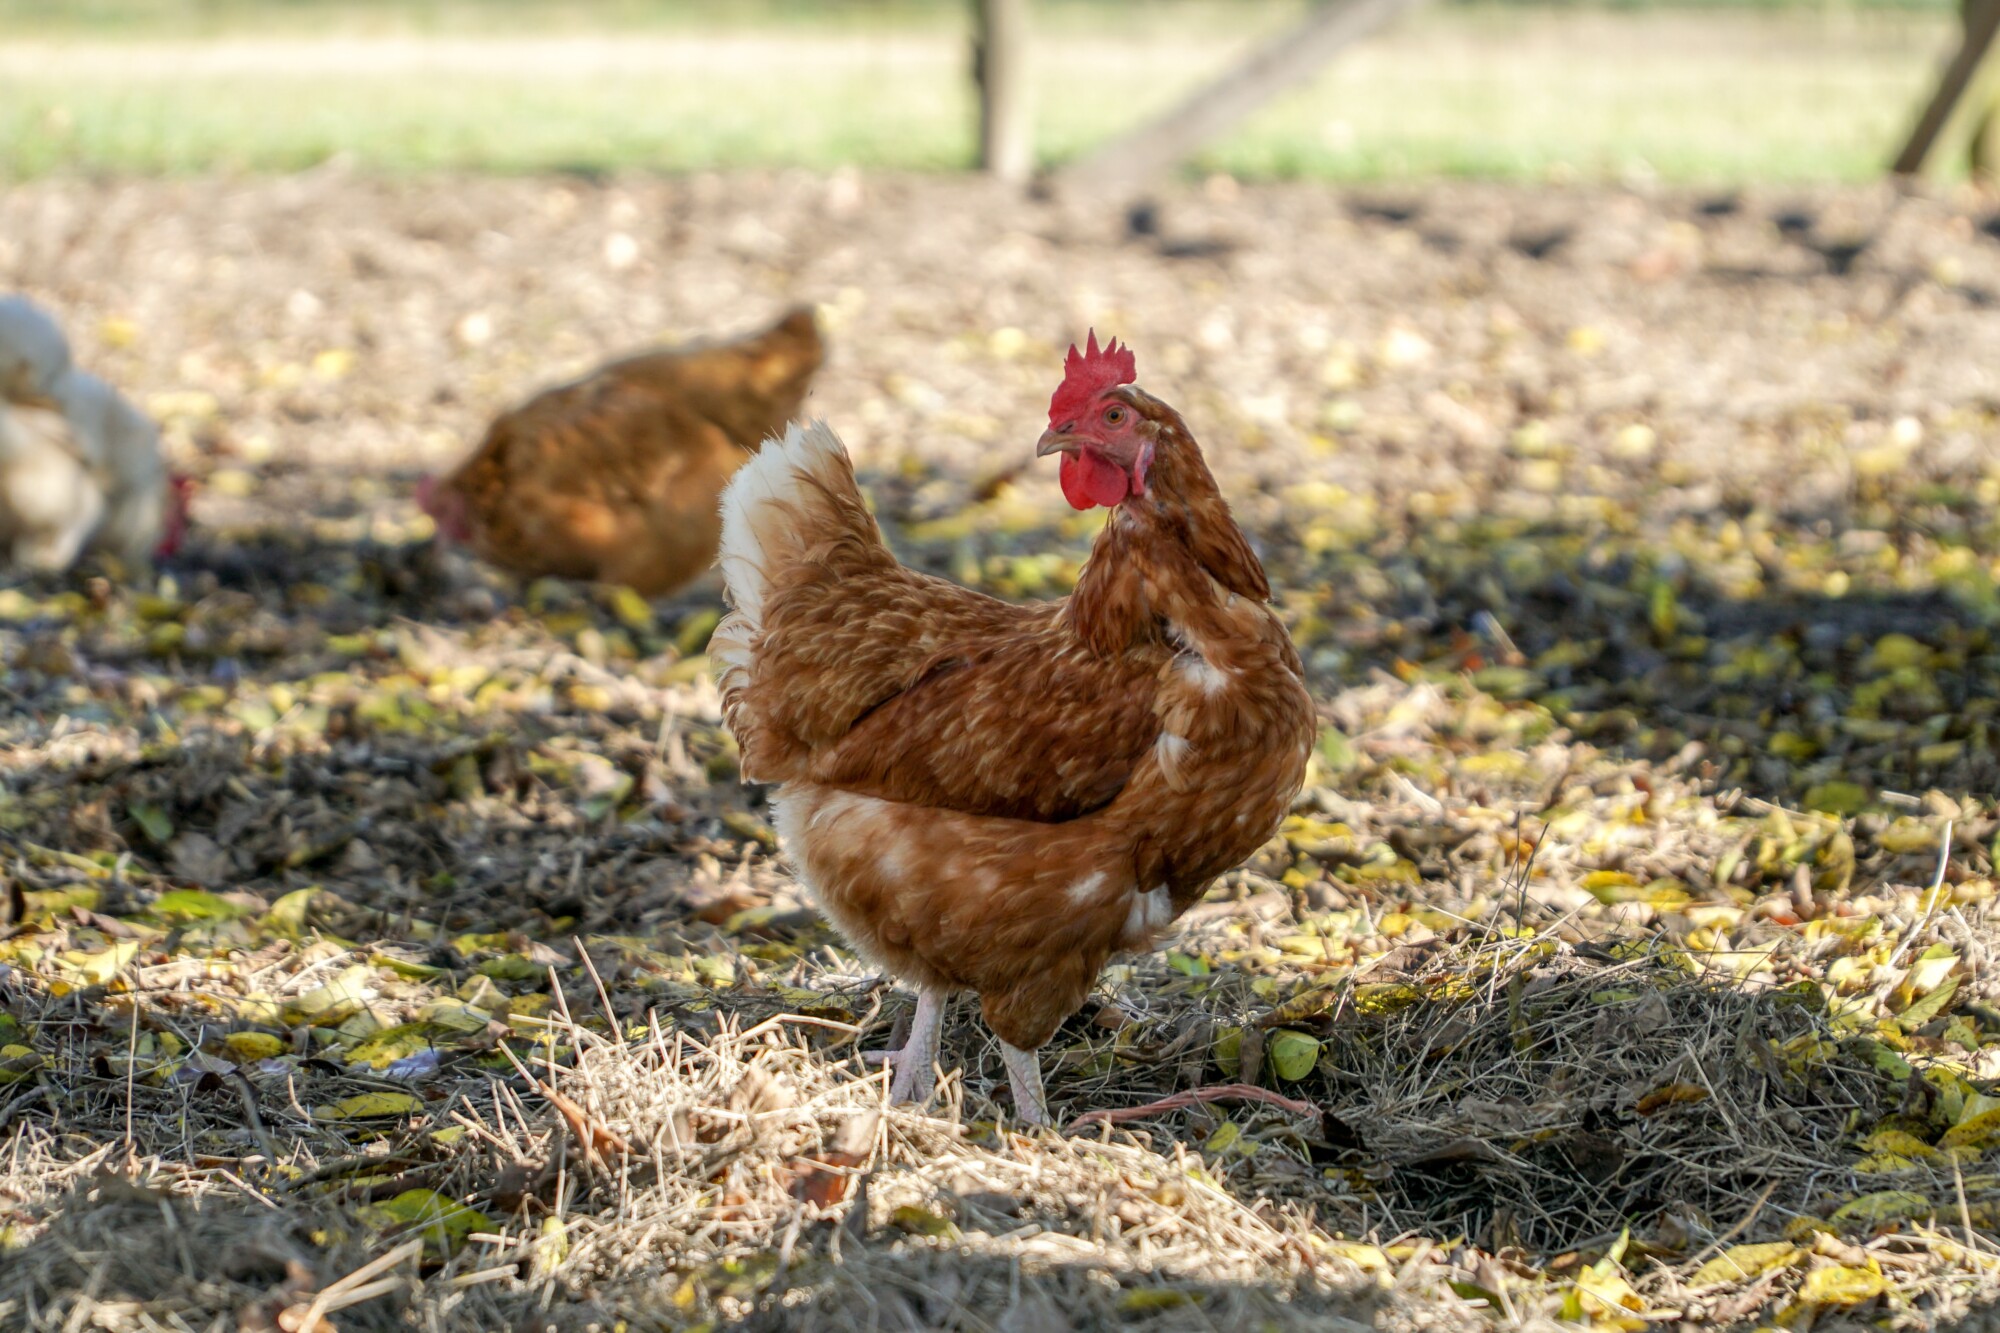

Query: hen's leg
[[872, 986, 947, 1105], [999, 1042, 1049, 1127]]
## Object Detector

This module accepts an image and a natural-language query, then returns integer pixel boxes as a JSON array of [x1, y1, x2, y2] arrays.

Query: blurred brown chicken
[[419, 305, 824, 597]]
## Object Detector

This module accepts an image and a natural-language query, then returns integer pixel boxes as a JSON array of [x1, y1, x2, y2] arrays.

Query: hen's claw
[[888, 1046, 936, 1104], [876, 987, 947, 1105]]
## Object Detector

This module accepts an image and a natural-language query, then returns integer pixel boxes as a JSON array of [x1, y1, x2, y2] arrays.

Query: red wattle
[[1059, 450, 1130, 510]]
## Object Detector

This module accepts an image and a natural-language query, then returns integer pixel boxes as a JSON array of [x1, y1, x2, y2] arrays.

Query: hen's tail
[[716, 418, 883, 629], [712, 419, 891, 774], [740, 305, 825, 403]]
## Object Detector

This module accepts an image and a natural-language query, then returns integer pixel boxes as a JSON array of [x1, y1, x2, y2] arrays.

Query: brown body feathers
[[424, 305, 823, 597]]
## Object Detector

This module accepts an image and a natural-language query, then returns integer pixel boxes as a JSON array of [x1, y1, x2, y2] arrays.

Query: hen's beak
[[1036, 426, 1077, 458]]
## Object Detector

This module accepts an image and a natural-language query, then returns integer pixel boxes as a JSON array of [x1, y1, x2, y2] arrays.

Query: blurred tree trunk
[[1967, 0, 2000, 183], [1971, 97, 2000, 184], [973, 0, 1033, 184], [1050, 0, 1421, 203], [1892, 0, 2000, 176]]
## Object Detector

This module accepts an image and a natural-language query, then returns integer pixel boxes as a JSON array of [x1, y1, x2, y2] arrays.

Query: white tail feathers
[[715, 418, 859, 631], [712, 419, 879, 770]]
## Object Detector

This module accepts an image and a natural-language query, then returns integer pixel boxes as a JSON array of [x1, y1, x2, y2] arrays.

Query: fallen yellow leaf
[[1941, 1107, 2000, 1150], [56, 938, 142, 986], [0, 1045, 43, 1083], [1798, 1263, 1887, 1306], [888, 1203, 957, 1239], [1690, 1242, 1800, 1288], [284, 964, 377, 1027], [313, 1091, 424, 1121], [1859, 1129, 1937, 1160], [357, 1187, 490, 1254], [1267, 1029, 1320, 1080], [1829, 1190, 1931, 1227], [1635, 1082, 1709, 1115], [222, 1032, 287, 1063]]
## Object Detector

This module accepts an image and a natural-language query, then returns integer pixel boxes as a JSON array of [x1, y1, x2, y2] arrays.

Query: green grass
[[1210, 10, 1955, 183], [0, 0, 990, 38], [0, 6, 1971, 183], [0, 0, 1964, 34]]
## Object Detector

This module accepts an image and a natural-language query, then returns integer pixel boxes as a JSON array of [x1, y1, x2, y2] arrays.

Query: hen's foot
[[858, 1010, 911, 1066], [869, 987, 946, 1105]]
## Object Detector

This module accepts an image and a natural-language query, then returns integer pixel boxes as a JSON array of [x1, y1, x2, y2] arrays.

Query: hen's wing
[[796, 591, 1167, 822], [495, 373, 718, 497], [717, 428, 1168, 822]]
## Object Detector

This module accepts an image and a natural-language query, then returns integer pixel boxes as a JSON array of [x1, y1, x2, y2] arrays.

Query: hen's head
[[0, 295, 73, 402], [1037, 331, 1152, 511], [156, 475, 194, 559], [417, 474, 473, 543]]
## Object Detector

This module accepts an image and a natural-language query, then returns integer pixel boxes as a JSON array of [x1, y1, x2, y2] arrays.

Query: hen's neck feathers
[[1062, 391, 1270, 656]]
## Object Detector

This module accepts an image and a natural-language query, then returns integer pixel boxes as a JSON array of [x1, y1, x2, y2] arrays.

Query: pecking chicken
[[0, 294, 187, 576], [714, 333, 1315, 1125], [418, 305, 823, 598]]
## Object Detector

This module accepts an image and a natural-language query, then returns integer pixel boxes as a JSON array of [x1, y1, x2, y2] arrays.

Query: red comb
[[1048, 330, 1137, 427]]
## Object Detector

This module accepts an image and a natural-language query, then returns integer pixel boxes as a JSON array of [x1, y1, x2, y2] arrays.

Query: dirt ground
[[5, 171, 2000, 1330]]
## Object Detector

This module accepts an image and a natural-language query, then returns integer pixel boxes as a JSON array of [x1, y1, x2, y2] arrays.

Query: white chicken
[[0, 295, 184, 575]]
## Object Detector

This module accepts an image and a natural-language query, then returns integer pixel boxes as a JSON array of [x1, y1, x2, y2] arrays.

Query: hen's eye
[[1103, 405, 1126, 425]]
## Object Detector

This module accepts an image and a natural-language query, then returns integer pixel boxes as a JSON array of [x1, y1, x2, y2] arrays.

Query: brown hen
[[420, 305, 822, 597], [713, 333, 1314, 1125]]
